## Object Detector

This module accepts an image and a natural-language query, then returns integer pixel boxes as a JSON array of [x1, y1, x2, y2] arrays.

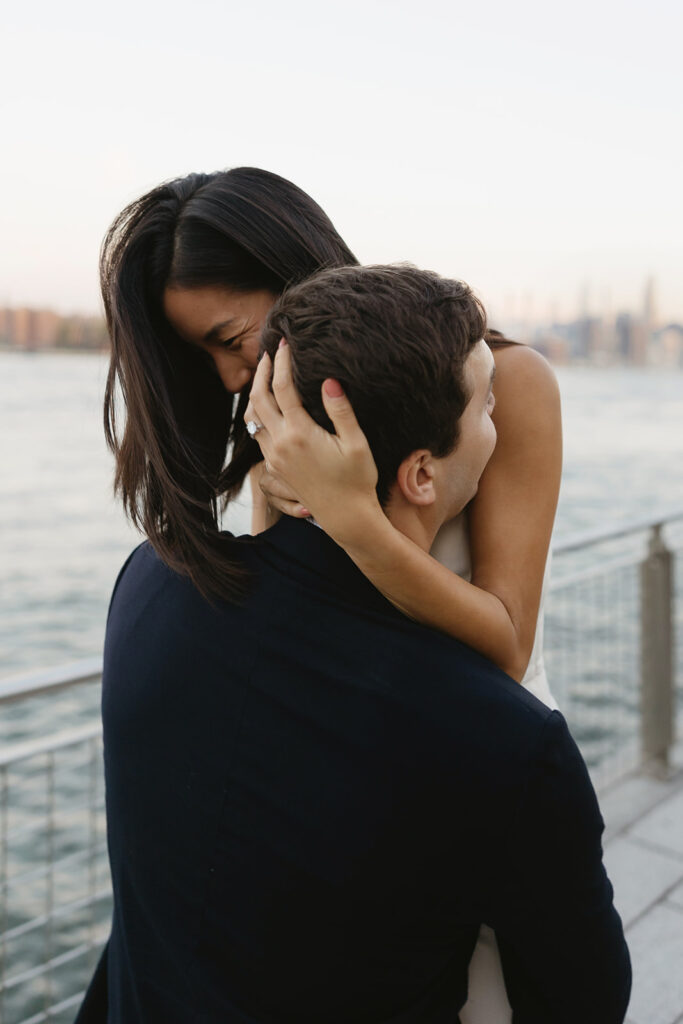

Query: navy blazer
[[77, 518, 630, 1023]]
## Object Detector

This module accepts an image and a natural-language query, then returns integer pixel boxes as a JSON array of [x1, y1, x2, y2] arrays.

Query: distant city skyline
[[2, 268, 680, 327], [2, 0, 681, 322], [3, 271, 681, 366], [498, 275, 683, 368]]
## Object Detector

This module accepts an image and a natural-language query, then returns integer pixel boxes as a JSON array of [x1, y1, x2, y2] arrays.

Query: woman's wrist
[[326, 501, 396, 568]]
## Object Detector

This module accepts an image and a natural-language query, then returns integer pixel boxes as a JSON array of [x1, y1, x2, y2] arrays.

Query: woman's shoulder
[[487, 344, 562, 452], [491, 343, 560, 403]]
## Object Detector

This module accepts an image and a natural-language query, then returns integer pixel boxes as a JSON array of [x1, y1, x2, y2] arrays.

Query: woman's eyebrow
[[203, 318, 238, 343]]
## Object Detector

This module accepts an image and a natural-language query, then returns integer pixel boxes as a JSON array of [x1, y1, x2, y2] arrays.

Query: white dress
[[429, 513, 558, 1024]]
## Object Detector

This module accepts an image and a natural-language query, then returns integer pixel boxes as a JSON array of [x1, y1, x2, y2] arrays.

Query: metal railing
[[0, 510, 681, 1021], [0, 661, 109, 1023], [547, 509, 682, 788]]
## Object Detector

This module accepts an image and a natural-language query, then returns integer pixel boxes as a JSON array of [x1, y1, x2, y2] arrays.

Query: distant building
[[9, 308, 32, 349], [530, 333, 570, 364], [643, 277, 657, 342], [615, 313, 647, 366], [28, 309, 61, 350], [653, 324, 683, 368], [561, 316, 606, 362], [0, 306, 108, 351]]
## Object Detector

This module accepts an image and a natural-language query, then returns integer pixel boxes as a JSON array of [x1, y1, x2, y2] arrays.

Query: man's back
[[83, 518, 630, 1023]]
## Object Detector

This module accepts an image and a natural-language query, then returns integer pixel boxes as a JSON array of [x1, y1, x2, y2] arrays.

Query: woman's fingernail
[[323, 378, 344, 398], [298, 507, 310, 517], [279, 338, 287, 349]]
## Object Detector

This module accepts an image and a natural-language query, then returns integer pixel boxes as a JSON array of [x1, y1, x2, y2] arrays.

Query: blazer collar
[[254, 516, 403, 619]]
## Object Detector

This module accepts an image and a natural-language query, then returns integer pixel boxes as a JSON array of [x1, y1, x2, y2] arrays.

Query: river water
[[2, 350, 683, 685], [1, 351, 682, 1021]]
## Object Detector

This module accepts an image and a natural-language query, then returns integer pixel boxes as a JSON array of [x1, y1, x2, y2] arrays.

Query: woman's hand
[[259, 462, 308, 519], [244, 341, 384, 547], [248, 462, 297, 534]]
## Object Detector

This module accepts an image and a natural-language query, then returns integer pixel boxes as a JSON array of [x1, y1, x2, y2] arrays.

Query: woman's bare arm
[[246, 344, 561, 680], [465, 344, 562, 677]]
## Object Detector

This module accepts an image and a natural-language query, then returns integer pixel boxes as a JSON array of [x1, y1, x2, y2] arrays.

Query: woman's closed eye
[[219, 336, 240, 350]]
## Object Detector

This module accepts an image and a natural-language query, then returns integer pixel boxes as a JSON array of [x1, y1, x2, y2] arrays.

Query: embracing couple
[[77, 168, 630, 1023]]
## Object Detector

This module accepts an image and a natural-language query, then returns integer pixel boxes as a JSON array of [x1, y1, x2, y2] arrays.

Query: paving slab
[[628, 787, 683, 857], [621, 903, 683, 1024], [667, 879, 683, 913], [602, 772, 683, 839], [604, 835, 683, 927]]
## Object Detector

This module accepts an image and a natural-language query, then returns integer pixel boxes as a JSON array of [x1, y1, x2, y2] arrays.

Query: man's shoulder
[[110, 540, 177, 604], [108, 541, 152, 611], [402, 631, 558, 755], [251, 518, 555, 727], [107, 533, 259, 619]]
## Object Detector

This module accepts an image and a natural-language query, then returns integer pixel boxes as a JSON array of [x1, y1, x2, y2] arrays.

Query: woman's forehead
[[162, 285, 273, 344]]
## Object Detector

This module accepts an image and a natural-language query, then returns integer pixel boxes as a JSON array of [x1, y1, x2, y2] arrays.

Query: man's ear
[[395, 450, 437, 507]]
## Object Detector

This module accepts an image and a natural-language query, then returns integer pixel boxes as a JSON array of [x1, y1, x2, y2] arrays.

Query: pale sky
[[2, 0, 681, 325]]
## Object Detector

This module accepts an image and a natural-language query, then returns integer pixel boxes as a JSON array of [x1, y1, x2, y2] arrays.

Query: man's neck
[[384, 501, 443, 554]]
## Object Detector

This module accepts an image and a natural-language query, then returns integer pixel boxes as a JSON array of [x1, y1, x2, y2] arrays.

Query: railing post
[[640, 523, 675, 777], [0, 765, 7, 1023]]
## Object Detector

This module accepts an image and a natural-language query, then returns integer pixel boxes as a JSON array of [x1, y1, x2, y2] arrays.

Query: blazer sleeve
[[106, 542, 147, 620], [491, 710, 631, 1024]]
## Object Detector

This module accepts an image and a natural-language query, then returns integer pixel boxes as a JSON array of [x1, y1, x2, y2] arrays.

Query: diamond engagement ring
[[246, 420, 264, 437]]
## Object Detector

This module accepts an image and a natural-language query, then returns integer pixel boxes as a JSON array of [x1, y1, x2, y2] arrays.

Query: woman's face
[[163, 285, 277, 394]]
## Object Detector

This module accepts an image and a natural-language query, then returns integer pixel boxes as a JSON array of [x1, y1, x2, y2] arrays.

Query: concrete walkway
[[601, 739, 683, 1024]]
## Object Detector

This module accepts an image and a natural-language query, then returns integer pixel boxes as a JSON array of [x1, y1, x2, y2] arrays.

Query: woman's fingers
[[244, 346, 378, 535], [245, 342, 303, 441], [246, 353, 281, 435], [321, 379, 368, 451], [259, 465, 303, 506], [259, 459, 309, 518], [265, 495, 310, 518], [271, 340, 305, 418]]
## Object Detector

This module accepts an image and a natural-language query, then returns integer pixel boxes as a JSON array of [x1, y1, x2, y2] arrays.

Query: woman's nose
[[216, 361, 253, 395]]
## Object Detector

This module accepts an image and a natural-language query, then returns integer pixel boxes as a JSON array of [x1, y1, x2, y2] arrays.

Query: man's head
[[261, 265, 496, 543]]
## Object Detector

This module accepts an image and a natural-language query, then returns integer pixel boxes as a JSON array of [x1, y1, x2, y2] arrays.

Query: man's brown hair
[[259, 264, 487, 504]]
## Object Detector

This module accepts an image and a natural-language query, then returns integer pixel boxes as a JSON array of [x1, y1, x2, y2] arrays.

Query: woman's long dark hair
[[484, 328, 518, 348], [102, 167, 358, 600]]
